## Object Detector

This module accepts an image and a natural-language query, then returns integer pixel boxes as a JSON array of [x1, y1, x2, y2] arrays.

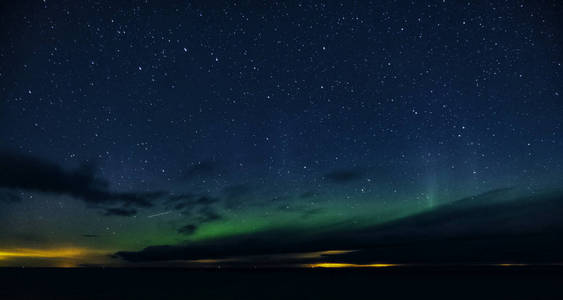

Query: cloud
[[178, 224, 198, 235], [324, 168, 364, 183], [81, 234, 99, 238], [114, 188, 563, 264], [169, 195, 219, 212], [0, 151, 165, 208], [167, 193, 196, 210], [181, 205, 222, 222], [174, 199, 223, 231], [198, 206, 222, 222], [195, 196, 219, 205], [168, 193, 195, 203], [103, 208, 137, 217]]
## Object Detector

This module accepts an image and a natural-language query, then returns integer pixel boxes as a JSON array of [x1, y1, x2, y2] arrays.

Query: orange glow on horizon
[[292, 249, 356, 259], [318, 250, 356, 256]]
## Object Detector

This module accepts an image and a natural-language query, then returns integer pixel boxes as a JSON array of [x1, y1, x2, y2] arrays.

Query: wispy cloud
[[0, 151, 165, 208]]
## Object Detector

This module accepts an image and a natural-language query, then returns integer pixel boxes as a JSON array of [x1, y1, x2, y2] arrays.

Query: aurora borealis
[[0, 0, 562, 269]]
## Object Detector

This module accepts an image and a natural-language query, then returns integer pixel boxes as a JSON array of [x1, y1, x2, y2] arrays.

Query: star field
[[0, 0, 562, 267]]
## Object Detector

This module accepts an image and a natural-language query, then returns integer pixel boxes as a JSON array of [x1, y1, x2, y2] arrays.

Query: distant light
[[309, 263, 400, 268], [0, 248, 87, 259]]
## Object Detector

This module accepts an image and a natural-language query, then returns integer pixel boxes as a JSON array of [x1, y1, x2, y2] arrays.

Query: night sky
[[0, 0, 562, 268]]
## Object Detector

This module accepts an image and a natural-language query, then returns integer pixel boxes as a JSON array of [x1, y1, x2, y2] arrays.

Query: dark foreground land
[[0, 266, 562, 300]]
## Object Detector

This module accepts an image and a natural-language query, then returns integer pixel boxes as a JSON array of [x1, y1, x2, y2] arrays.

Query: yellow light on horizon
[[0, 247, 107, 260], [190, 258, 238, 264], [309, 263, 400, 268]]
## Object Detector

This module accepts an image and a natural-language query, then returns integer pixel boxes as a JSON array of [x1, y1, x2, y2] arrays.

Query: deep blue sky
[[0, 0, 562, 267]]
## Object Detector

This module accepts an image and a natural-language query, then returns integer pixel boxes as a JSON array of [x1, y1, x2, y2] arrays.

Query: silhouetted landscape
[[1, 266, 562, 300]]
